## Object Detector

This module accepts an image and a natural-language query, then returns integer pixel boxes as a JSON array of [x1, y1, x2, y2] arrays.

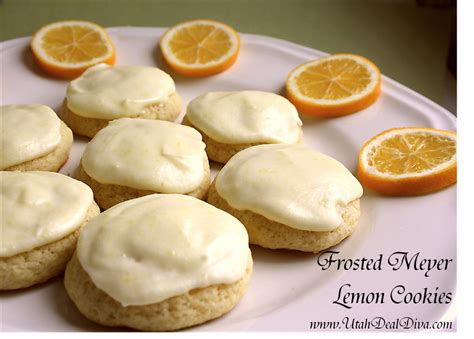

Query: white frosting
[[216, 144, 363, 231], [66, 64, 176, 119], [0, 171, 94, 257], [186, 91, 303, 144], [81, 118, 207, 192], [1, 104, 61, 169], [77, 194, 250, 306]]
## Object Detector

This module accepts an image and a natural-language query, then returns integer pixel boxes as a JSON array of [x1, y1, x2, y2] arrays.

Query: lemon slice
[[30, 20, 115, 79], [160, 19, 240, 77], [358, 127, 457, 195], [286, 54, 381, 117]]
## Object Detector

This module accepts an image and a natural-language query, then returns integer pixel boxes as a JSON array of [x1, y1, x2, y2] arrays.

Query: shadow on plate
[[54, 276, 128, 332], [0, 274, 61, 299], [21, 45, 58, 80], [250, 244, 315, 264]]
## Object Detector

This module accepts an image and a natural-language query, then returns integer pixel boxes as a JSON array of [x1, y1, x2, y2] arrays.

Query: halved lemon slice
[[160, 19, 240, 77], [358, 127, 457, 195], [30, 20, 115, 79], [286, 54, 381, 117]]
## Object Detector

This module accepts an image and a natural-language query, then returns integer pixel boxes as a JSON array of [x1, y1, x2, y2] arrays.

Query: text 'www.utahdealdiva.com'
[[309, 317, 453, 330]]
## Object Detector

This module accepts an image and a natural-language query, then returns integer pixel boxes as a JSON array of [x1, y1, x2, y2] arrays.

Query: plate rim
[[0, 26, 457, 332]]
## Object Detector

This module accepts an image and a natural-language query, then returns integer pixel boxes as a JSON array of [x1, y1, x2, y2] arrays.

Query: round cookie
[[65, 254, 252, 332], [0, 203, 99, 290], [60, 64, 182, 138], [77, 159, 210, 210], [0, 171, 99, 290], [207, 144, 363, 253], [184, 91, 303, 163], [78, 118, 211, 210], [60, 93, 181, 139], [208, 182, 360, 253], [64, 194, 252, 331], [182, 115, 276, 164], [1, 104, 73, 172]]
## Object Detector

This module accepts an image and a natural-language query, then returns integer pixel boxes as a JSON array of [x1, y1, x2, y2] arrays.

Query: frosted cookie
[[1, 104, 73, 172], [60, 64, 182, 138], [77, 118, 210, 209], [0, 171, 99, 290], [183, 91, 303, 163], [207, 144, 363, 253], [64, 194, 252, 331]]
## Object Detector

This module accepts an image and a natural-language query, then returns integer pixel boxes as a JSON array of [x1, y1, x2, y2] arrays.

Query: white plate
[[0, 27, 457, 332]]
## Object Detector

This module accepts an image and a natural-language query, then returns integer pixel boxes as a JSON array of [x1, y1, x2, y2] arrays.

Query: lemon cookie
[[77, 118, 210, 209], [183, 91, 303, 163], [1, 104, 73, 172], [0, 171, 99, 290], [60, 64, 182, 138], [207, 144, 363, 253], [64, 194, 252, 331]]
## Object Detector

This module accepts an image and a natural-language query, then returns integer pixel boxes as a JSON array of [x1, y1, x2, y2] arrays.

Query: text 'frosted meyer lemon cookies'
[[0, 171, 99, 290], [160, 19, 240, 76], [286, 54, 381, 117], [60, 64, 182, 138], [64, 194, 252, 331], [183, 91, 303, 163], [78, 118, 210, 209], [30, 20, 115, 79], [207, 144, 363, 253], [1, 104, 73, 172], [358, 127, 457, 195]]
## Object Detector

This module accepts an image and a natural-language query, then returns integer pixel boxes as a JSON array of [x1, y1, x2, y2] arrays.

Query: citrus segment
[[358, 127, 457, 195], [30, 20, 115, 79], [160, 19, 240, 76], [286, 54, 381, 117]]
